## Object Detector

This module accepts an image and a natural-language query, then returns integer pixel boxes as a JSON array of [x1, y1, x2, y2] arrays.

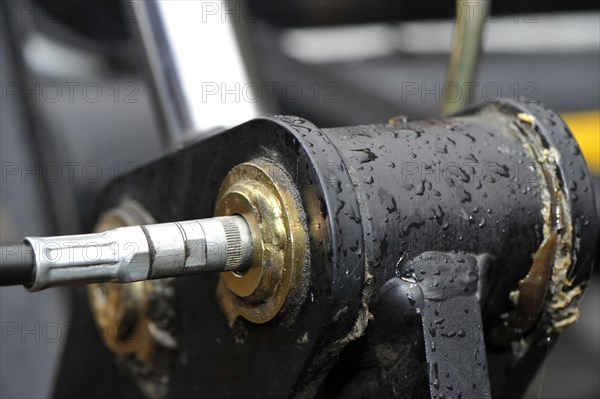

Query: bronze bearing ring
[[215, 158, 308, 325]]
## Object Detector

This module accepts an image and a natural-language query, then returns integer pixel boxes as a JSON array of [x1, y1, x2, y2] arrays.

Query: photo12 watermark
[[1, 161, 139, 184], [200, 81, 340, 104], [1, 81, 140, 105], [400, 81, 539, 104]]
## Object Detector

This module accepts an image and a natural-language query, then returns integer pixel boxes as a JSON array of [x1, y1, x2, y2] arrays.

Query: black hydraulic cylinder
[[54, 100, 596, 399]]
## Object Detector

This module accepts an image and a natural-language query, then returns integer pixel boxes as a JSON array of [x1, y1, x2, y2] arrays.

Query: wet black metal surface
[[53, 100, 597, 398], [399, 252, 492, 399]]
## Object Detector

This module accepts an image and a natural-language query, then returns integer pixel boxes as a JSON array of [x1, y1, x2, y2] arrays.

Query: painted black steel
[[53, 100, 596, 398]]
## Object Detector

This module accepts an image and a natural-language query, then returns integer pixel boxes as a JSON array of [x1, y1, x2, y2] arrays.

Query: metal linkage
[[18, 216, 252, 291], [396, 252, 492, 399], [443, 0, 489, 114]]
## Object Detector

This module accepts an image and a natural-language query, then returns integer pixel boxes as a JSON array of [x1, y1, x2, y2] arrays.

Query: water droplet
[[350, 148, 378, 164], [402, 182, 415, 191], [458, 188, 472, 203], [432, 206, 445, 225], [416, 181, 426, 196]]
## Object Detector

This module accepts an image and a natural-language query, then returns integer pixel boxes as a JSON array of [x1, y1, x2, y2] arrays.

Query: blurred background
[[1, 1, 598, 398]]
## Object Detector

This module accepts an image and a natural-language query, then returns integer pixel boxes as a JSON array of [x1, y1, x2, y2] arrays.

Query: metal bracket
[[381, 251, 492, 399]]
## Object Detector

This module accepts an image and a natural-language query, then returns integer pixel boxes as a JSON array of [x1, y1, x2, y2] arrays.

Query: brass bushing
[[215, 159, 308, 325], [87, 200, 176, 371]]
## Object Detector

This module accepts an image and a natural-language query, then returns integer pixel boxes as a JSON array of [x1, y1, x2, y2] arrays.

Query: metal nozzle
[[23, 216, 253, 291]]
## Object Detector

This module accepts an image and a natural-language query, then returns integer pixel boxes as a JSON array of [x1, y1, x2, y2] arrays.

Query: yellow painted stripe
[[561, 111, 600, 174]]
